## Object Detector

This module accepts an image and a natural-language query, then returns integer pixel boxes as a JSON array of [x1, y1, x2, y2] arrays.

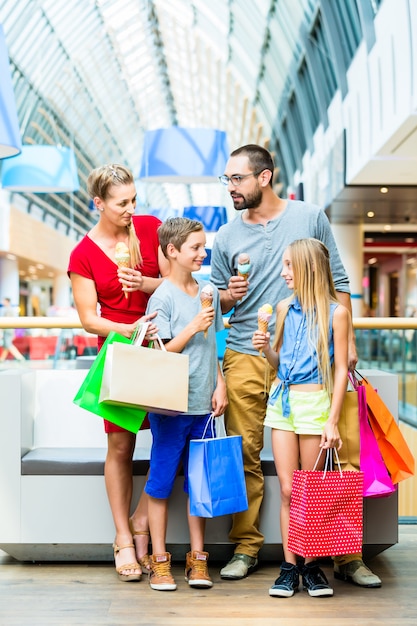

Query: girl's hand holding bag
[[336, 374, 361, 472]]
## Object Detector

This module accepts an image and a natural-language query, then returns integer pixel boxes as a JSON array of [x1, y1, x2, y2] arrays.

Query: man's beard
[[232, 186, 263, 211]]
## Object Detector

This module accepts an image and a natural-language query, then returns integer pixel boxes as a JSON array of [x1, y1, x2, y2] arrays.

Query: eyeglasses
[[218, 170, 264, 187]]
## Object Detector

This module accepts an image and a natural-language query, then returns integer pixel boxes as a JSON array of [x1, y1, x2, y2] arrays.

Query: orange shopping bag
[[359, 373, 414, 484]]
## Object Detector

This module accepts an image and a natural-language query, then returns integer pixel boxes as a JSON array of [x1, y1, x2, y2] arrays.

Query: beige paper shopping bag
[[99, 338, 189, 415]]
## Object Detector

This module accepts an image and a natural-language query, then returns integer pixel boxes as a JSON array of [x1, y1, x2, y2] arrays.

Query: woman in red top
[[68, 164, 169, 582]]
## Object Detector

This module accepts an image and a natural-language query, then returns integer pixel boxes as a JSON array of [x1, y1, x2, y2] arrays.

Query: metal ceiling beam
[[147, 0, 177, 125]]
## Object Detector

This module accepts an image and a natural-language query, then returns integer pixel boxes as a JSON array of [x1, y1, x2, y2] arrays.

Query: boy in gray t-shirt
[[144, 217, 227, 592]]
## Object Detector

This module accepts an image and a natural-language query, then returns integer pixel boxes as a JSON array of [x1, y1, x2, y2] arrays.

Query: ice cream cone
[[257, 303, 273, 354], [237, 253, 250, 279], [115, 242, 131, 299], [200, 285, 214, 339], [257, 319, 269, 334], [237, 253, 250, 301]]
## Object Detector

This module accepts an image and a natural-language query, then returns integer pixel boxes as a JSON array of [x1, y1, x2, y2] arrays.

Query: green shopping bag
[[73, 330, 147, 433]]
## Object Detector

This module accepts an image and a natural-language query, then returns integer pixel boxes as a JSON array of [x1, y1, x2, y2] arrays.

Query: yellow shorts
[[264, 387, 330, 435]]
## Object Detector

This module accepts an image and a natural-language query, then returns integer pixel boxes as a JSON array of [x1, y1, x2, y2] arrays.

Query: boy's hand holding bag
[[73, 325, 148, 433], [188, 415, 248, 518], [99, 323, 189, 415]]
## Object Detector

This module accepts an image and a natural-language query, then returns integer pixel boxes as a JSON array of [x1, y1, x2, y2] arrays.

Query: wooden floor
[[0, 526, 416, 626]]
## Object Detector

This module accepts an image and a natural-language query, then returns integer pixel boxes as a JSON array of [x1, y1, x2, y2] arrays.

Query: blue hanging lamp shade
[[139, 127, 229, 183], [0, 24, 22, 159], [1, 145, 80, 193], [183, 206, 228, 232]]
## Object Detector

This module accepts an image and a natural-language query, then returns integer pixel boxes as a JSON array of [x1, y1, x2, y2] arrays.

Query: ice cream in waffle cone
[[200, 284, 214, 339], [115, 242, 131, 299], [237, 252, 251, 279], [257, 303, 273, 354]]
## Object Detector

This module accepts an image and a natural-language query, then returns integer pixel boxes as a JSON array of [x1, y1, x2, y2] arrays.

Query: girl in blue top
[[252, 238, 349, 599]]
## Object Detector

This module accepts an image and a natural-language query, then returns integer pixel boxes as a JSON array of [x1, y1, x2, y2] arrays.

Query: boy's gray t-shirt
[[210, 200, 350, 355], [146, 278, 224, 415]]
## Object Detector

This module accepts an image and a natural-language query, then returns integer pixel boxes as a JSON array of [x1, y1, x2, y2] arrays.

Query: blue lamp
[[139, 127, 229, 183], [183, 206, 228, 232], [1, 145, 79, 193], [148, 207, 182, 221], [0, 25, 21, 159]]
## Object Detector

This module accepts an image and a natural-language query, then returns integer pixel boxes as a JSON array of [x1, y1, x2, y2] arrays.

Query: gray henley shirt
[[210, 200, 350, 355]]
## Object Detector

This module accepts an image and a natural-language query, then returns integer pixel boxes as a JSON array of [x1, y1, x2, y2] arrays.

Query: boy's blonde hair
[[87, 164, 142, 268], [158, 217, 204, 258], [273, 238, 340, 394]]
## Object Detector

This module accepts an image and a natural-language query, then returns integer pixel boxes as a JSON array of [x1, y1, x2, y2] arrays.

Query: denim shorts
[[264, 388, 330, 435], [144, 412, 213, 499]]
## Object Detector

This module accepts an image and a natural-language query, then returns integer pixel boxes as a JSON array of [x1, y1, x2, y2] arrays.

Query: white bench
[[0, 368, 398, 561]]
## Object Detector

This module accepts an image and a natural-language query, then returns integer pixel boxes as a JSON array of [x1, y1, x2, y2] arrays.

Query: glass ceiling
[[0, 0, 314, 234]]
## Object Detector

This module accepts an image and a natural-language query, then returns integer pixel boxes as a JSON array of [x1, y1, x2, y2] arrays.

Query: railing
[[0, 316, 97, 368], [2, 315, 417, 423], [353, 320, 417, 429], [1, 315, 416, 517]]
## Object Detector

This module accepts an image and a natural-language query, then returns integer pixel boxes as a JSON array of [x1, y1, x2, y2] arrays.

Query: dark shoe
[[220, 553, 258, 580], [334, 559, 381, 587], [301, 562, 334, 597], [269, 562, 299, 597]]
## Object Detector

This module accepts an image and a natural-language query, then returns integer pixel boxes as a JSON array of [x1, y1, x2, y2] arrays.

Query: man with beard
[[211, 144, 381, 588]]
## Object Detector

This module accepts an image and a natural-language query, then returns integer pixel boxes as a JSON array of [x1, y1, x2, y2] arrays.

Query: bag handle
[[131, 322, 150, 346], [312, 447, 343, 478], [131, 324, 168, 353], [352, 369, 369, 385], [201, 412, 216, 439], [150, 334, 167, 352], [347, 370, 363, 390]]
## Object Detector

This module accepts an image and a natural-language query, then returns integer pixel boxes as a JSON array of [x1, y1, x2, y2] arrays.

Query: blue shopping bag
[[188, 418, 248, 518]]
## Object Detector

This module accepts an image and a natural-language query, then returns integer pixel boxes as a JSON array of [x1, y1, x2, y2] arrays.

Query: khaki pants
[[223, 349, 275, 558]]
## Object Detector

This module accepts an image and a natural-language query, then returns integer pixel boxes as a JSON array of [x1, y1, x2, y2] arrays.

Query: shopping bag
[[188, 417, 248, 518], [357, 378, 396, 498], [73, 329, 147, 433], [337, 380, 360, 472], [99, 334, 189, 416], [288, 450, 364, 557], [359, 373, 414, 484]]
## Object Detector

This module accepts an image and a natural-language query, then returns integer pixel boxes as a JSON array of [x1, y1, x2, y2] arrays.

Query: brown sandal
[[113, 543, 142, 582], [129, 519, 151, 571]]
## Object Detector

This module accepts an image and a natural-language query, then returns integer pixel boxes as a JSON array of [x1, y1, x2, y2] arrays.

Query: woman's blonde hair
[[87, 164, 142, 268], [273, 238, 339, 393]]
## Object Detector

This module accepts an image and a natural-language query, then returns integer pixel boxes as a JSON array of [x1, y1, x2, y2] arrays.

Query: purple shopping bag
[[357, 379, 396, 498]]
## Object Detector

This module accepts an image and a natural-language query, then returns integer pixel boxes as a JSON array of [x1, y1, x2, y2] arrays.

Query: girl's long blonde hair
[[272, 238, 340, 393], [87, 164, 142, 268]]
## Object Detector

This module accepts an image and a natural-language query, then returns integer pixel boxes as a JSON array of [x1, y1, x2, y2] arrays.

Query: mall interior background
[[0, 0, 416, 522], [0, 0, 416, 320]]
